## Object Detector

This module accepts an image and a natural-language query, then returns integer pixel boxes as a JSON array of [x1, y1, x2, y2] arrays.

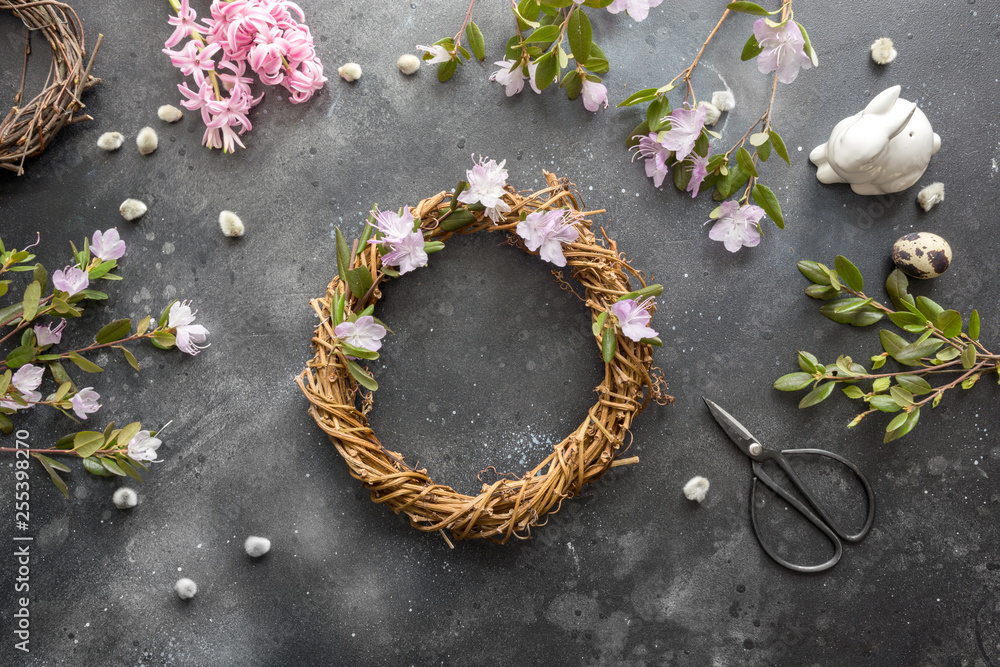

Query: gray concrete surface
[[2, 0, 999, 665]]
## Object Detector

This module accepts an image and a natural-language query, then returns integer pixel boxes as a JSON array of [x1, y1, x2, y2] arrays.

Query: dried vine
[[296, 171, 671, 546], [0, 0, 102, 175]]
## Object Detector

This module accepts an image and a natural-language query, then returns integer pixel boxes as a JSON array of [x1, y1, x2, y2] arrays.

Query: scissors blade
[[702, 397, 762, 459]]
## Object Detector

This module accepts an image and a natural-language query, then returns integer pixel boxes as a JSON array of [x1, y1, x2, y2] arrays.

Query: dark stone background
[[2, 0, 999, 665]]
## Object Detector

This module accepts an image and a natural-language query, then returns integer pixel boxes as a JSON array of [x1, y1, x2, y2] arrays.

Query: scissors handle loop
[[750, 448, 876, 573]]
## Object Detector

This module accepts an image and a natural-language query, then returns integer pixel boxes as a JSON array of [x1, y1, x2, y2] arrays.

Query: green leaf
[[440, 208, 478, 232], [34, 452, 71, 473], [465, 21, 486, 61], [335, 227, 351, 286], [0, 413, 12, 435], [712, 164, 749, 200], [727, 1, 769, 15], [158, 300, 177, 328], [21, 280, 41, 322], [896, 375, 933, 395], [646, 95, 671, 132], [961, 344, 977, 369], [617, 284, 663, 301], [96, 318, 132, 344], [82, 456, 112, 476], [797, 260, 831, 285], [884, 408, 920, 443], [99, 458, 127, 476], [749, 132, 769, 147], [969, 310, 980, 340], [534, 52, 558, 90], [0, 369, 10, 396], [345, 359, 378, 391], [560, 69, 582, 99], [885, 269, 911, 311], [618, 87, 659, 107], [889, 385, 915, 406], [79, 289, 108, 301], [736, 147, 758, 178], [895, 339, 944, 366], [820, 300, 883, 327], [592, 310, 608, 337], [887, 311, 923, 330], [798, 381, 835, 408], [601, 327, 616, 363], [741, 33, 764, 60], [33, 454, 69, 498], [936, 347, 961, 362], [5, 344, 36, 369], [345, 266, 373, 301], [872, 377, 891, 393], [67, 351, 103, 373], [885, 411, 909, 432], [116, 457, 144, 482], [341, 343, 379, 360], [936, 310, 962, 338], [640, 336, 662, 347], [48, 361, 71, 386], [774, 372, 814, 391], [436, 58, 458, 82], [150, 331, 176, 350], [798, 351, 819, 374], [74, 431, 106, 458], [805, 285, 840, 300], [797, 21, 818, 66], [842, 386, 865, 400], [869, 395, 901, 413], [915, 296, 944, 322], [525, 24, 560, 44], [769, 128, 790, 165], [756, 138, 772, 162], [833, 256, 863, 292], [871, 353, 887, 370], [567, 8, 592, 65]]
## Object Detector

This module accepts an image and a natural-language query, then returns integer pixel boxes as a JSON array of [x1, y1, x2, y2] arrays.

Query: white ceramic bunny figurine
[[810, 85, 941, 195]]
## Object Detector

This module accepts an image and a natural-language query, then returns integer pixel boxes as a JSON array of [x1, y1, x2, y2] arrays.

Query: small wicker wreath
[[296, 171, 670, 545], [0, 0, 102, 175]]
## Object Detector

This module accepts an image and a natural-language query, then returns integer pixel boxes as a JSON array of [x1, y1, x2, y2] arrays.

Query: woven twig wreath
[[296, 171, 670, 545], [0, 0, 102, 175]]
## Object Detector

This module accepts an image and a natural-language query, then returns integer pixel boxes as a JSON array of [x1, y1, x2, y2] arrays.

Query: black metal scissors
[[703, 397, 875, 573]]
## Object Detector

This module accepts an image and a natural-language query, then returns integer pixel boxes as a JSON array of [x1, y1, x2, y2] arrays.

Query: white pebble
[[397, 54, 421, 75], [174, 578, 197, 599], [683, 476, 710, 503], [136, 127, 158, 155], [120, 198, 148, 221], [219, 210, 245, 237], [157, 104, 183, 123], [112, 487, 138, 509], [870, 37, 897, 65], [97, 132, 125, 151], [917, 182, 944, 212], [711, 90, 735, 112], [698, 101, 721, 127], [244, 536, 272, 557], [338, 63, 362, 82]]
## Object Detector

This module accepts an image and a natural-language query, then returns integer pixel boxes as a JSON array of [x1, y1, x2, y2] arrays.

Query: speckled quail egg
[[891, 232, 952, 279]]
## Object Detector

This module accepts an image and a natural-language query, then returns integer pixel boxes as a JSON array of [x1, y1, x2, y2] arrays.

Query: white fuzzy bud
[[174, 578, 197, 599], [112, 487, 138, 509], [219, 210, 245, 237], [870, 38, 897, 65], [136, 127, 158, 155], [397, 54, 421, 75], [158, 104, 183, 123], [97, 132, 125, 151], [711, 90, 735, 112], [917, 182, 945, 212], [244, 536, 272, 557], [338, 63, 362, 82], [683, 476, 710, 503], [120, 198, 148, 221], [698, 101, 722, 127]]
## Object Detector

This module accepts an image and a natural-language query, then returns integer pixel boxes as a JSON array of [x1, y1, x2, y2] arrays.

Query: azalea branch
[[666, 8, 731, 105], [450, 0, 478, 53]]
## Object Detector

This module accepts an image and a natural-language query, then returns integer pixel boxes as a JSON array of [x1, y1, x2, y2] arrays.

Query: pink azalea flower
[[581, 79, 608, 112], [371, 207, 416, 245], [754, 19, 813, 84], [0, 364, 44, 411], [127, 430, 163, 462], [660, 105, 707, 161], [458, 156, 511, 223], [91, 228, 127, 261], [611, 298, 658, 342], [516, 209, 580, 267], [686, 153, 711, 198], [52, 266, 89, 296], [382, 231, 429, 275], [416, 44, 452, 64], [168, 301, 211, 355], [707, 200, 765, 252], [165, 0, 210, 49], [606, 0, 663, 22], [34, 319, 66, 347], [70, 387, 101, 420], [335, 315, 387, 353], [632, 132, 672, 187], [489, 60, 541, 96]]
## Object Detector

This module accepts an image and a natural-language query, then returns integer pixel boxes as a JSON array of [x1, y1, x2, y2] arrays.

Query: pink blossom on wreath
[[371, 208, 416, 245], [52, 266, 88, 296], [335, 316, 387, 354], [516, 209, 580, 267], [458, 156, 511, 223], [611, 298, 658, 342], [706, 200, 765, 252], [382, 231, 429, 275]]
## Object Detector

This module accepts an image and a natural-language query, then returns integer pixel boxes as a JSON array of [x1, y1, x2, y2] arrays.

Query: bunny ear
[[865, 85, 902, 114]]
